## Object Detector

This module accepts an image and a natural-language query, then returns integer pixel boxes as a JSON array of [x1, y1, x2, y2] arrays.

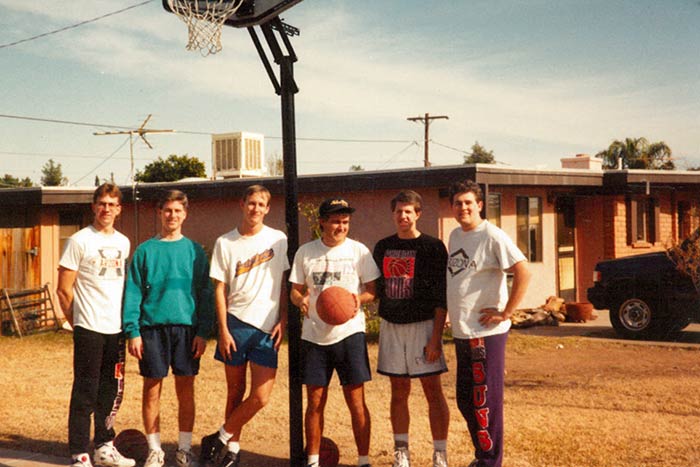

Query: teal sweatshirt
[[123, 236, 214, 339]]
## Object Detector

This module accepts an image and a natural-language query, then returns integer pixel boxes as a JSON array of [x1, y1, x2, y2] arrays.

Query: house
[[3, 159, 700, 325]]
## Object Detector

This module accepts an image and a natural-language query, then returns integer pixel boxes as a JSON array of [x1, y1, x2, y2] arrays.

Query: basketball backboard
[[162, 0, 303, 28]]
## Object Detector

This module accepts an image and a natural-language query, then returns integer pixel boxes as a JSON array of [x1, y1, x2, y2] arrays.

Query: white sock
[[218, 425, 233, 445], [146, 432, 162, 451], [307, 454, 320, 466], [227, 440, 240, 454], [179, 432, 193, 452], [394, 433, 409, 447], [358, 455, 370, 466], [433, 439, 447, 452]]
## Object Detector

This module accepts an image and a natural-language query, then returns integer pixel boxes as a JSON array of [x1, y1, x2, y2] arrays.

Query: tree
[[41, 159, 67, 186], [464, 141, 495, 164], [0, 174, 33, 188], [596, 137, 674, 170], [349, 165, 364, 171], [135, 154, 206, 183]]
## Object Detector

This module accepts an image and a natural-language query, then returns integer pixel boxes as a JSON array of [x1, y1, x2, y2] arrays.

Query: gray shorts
[[377, 318, 447, 378]]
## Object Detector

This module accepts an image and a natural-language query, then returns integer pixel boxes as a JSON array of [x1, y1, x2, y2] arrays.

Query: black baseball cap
[[319, 197, 355, 217]]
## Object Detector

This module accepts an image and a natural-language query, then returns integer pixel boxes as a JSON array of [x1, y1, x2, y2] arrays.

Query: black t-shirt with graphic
[[373, 233, 448, 324]]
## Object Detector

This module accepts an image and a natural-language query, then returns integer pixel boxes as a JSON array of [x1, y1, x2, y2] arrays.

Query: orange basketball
[[319, 437, 340, 467], [316, 286, 356, 325], [114, 429, 148, 462]]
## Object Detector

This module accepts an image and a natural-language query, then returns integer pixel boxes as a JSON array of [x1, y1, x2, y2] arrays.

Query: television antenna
[[94, 114, 174, 242]]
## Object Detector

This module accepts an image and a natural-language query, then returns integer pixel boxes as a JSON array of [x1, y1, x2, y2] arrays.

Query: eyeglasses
[[96, 202, 120, 210]]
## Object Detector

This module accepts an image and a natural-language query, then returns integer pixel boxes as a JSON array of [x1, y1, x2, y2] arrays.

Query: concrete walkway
[[0, 448, 66, 467]]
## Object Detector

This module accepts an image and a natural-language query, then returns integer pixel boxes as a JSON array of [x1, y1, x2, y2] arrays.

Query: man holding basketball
[[446, 180, 530, 467], [373, 190, 450, 467], [123, 190, 214, 467], [57, 183, 134, 467], [290, 197, 381, 467], [199, 185, 289, 467]]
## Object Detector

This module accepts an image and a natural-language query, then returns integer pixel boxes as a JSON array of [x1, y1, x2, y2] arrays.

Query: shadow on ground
[[512, 311, 700, 346]]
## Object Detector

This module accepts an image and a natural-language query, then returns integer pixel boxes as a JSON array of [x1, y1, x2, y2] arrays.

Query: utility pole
[[407, 112, 449, 167], [94, 114, 173, 242]]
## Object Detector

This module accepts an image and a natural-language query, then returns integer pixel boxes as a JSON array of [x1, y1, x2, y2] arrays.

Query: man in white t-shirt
[[57, 183, 134, 467], [290, 197, 381, 467], [446, 180, 530, 467], [200, 185, 289, 467]]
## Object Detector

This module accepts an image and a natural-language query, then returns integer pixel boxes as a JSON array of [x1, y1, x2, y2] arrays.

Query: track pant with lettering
[[68, 326, 125, 455], [455, 332, 507, 467]]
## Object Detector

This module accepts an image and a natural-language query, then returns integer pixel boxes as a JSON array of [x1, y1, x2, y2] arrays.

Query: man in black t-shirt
[[373, 190, 450, 467]]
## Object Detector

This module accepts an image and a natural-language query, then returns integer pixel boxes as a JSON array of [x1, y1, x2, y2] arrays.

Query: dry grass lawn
[[1, 329, 699, 467]]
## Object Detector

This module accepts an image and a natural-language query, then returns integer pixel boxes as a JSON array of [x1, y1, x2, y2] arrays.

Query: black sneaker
[[218, 451, 240, 467], [200, 432, 226, 463]]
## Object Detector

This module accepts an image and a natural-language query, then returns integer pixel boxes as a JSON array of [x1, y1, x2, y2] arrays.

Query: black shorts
[[139, 325, 200, 378], [301, 332, 371, 387]]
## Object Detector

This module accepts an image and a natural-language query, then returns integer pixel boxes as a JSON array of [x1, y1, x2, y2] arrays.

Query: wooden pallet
[[0, 284, 61, 338]]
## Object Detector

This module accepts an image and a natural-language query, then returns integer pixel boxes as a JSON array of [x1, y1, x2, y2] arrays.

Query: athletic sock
[[227, 441, 240, 454], [218, 426, 233, 445], [358, 455, 370, 466], [146, 432, 162, 451], [433, 439, 447, 452], [393, 433, 409, 448], [179, 432, 193, 452], [307, 454, 320, 466]]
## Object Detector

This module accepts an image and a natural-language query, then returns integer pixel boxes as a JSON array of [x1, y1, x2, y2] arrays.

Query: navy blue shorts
[[301, 333, 371, 387], [139, 325, 200, 379], [214, 314, 278, 369]]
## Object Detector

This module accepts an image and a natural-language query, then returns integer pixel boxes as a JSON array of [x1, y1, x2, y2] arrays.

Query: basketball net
[[167, 0, 244, 56]]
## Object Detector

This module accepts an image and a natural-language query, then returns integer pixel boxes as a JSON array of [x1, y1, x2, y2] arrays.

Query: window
[[59, 211, 84, 255], [678, 201, 691, 240], [486, 193, 501, 227], [516, 196, 542, 262], [626, 197, 659, 244]]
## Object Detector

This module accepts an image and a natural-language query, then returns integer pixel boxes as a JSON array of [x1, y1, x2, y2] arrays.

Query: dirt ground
[[1, 320, 699, 467]]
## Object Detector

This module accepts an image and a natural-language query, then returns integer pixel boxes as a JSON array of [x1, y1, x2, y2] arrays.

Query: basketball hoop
[[166, 0, 245, 55]]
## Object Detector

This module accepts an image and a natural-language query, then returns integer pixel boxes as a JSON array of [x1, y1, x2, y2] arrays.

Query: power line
[[73, 137, 131, 185], [0, 113, 413, 144], [0, 150, 150, 161], [0, 0, 154, 50]]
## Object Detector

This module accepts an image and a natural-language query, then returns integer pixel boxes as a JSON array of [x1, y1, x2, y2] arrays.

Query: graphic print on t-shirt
[[382, 249, 416, 299], [235, 248, 275, 277], [309, 257, 356, 292], [448, 248, 477, 277], [95, 246, 125, 277]]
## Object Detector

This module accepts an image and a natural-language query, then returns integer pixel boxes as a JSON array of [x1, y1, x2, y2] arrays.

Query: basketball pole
[[249, 18, 304, 467]]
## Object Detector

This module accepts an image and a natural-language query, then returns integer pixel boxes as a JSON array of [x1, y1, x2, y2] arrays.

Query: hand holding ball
[[316, 286, 357, 325]]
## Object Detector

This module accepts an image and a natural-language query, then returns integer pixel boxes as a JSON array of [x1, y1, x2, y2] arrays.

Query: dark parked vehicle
[[587, 251, 700, 339]]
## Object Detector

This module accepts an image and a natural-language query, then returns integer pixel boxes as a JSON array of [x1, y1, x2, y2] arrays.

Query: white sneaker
[[94, 444, 135, 467], [144, 449, 165, 467], [433, 450, 448, 467], [175, 449, 197, 467], [392, 446, 410, 467], [72, 453, 93, 467]]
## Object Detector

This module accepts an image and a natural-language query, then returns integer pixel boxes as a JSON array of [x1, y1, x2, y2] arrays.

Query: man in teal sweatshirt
[[123, 189, 214, 467]]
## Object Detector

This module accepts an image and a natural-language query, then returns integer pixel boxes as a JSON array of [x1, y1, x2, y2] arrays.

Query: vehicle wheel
[[609, 296, 657, 339]]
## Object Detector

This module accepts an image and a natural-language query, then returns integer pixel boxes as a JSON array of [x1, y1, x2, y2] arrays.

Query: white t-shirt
[[59, 225, 131, 334], [209, 225, 289, 333], [446, 220, 526, 339], [290, 237, 381, 345]]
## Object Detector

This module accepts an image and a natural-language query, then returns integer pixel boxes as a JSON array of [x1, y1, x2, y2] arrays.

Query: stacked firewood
[[511, 296, 595, 329]]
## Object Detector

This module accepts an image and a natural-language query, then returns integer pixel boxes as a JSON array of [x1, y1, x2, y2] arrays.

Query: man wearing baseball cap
[[290, 197, 381, 467]]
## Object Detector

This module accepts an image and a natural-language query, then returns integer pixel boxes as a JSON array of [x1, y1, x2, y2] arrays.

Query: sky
[[1, 0, 699, 186]]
